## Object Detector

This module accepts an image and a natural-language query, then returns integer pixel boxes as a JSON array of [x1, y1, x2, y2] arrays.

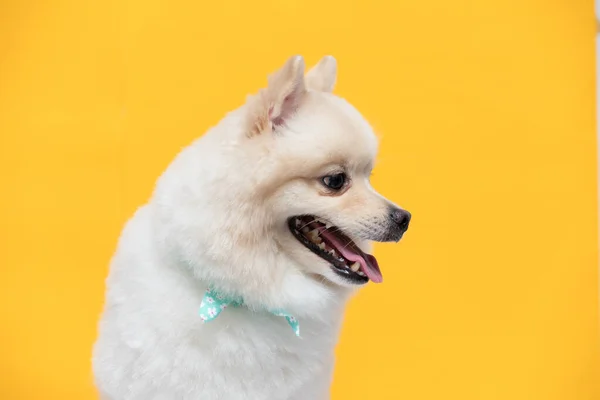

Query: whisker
[[321, 226, 358, 251], [298, 221, 312, 230], [293, 217, 375, 254]]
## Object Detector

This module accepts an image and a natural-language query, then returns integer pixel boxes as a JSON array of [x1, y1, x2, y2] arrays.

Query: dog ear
[[267, 55, 306, 126], [246, 56, 306, 137], [305, 56, 337, 93]]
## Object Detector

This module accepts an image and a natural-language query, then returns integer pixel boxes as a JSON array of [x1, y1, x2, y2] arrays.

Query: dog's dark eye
[[322, 173, 346, 190]]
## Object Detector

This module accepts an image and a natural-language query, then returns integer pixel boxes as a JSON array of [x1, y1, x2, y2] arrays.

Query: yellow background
[[0, 0, 598, 399]]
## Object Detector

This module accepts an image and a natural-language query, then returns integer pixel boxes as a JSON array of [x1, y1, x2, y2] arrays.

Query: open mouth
[[288, 216, 383, 285]]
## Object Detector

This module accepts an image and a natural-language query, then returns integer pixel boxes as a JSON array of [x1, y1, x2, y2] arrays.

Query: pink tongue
[[318, 228, 383, 283]]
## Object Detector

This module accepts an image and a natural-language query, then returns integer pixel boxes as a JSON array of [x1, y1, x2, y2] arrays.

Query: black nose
[[390, 208, 411, 234]]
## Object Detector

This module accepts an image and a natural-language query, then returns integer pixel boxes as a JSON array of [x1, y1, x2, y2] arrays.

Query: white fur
[[93, 56, 403, 400]]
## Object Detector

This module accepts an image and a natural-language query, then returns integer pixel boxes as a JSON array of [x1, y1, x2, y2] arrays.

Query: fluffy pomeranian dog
[[93, 55, 411, 400]]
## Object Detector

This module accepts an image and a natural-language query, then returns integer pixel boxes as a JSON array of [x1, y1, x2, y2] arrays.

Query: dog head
[[153, 56, 410, 313], [242, 55, 410, 287]]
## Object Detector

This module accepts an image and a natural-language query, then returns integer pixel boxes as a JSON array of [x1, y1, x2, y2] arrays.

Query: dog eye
[[322, 173, 346, 191]]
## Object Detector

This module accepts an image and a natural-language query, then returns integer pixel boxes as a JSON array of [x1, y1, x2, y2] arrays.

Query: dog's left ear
[[305, 56, 337, 93], [247, 56, 306, 137]]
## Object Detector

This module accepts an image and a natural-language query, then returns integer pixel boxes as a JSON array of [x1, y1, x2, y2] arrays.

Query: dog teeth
[[356, 271, 366, 277], [307, 229, 320, 242], [318, 242, 326, 250], [350, 262, 360, 272]]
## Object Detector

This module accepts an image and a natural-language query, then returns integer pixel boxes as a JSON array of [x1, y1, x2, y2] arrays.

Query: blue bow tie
[[198, 287, 300, 337]]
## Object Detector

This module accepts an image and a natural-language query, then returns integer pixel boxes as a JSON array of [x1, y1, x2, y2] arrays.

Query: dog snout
[[385, 208, 411, 242]]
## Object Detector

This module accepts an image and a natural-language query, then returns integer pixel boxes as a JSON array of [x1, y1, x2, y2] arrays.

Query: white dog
[[93, 55, 411, 400]]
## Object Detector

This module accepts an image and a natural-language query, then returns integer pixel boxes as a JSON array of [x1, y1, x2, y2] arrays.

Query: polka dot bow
[[199, 287, 300, 337]]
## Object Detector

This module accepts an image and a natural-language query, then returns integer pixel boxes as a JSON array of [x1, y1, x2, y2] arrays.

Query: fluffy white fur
[[93, 56, 407, 400]]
